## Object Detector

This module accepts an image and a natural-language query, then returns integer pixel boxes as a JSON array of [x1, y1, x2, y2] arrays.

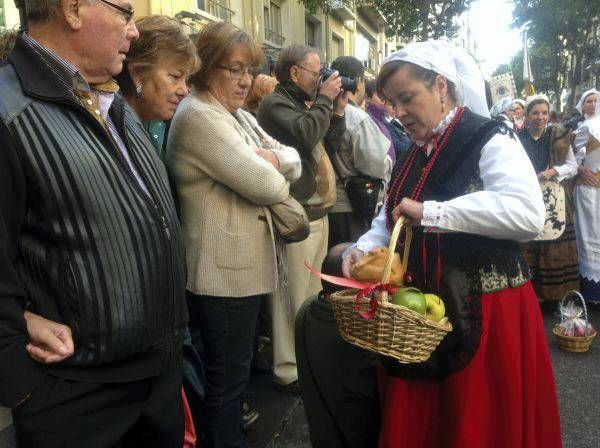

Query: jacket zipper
[[66, 98, 177, 347], [113, 109, 177, 354], [66, 99, 172, 241], [113, 105, 177, 355]]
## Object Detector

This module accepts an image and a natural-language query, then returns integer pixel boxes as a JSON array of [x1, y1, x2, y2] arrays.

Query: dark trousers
[[187, 292, 262, 448], [182, 328, 205, 437], [12, 367, 184, 448], [295, 295, 380, 448], [328, 212, 369, 250]]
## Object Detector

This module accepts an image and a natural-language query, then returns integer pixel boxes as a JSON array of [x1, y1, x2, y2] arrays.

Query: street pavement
[[246, 304, 600, 448]]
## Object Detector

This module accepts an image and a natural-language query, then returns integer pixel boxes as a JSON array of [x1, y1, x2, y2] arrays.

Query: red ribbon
[[304, 262, 375, 290], [304, 262, 397, 320], [355, 283, 398, 319]]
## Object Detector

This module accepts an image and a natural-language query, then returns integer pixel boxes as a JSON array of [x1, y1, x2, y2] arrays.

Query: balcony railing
[[198, 0, 234, 22], [330, 0, 356, 21], [265, 28, 285, 47]]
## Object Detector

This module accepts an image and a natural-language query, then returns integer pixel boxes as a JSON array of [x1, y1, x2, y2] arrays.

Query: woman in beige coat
[[166, 22, 300, 448]]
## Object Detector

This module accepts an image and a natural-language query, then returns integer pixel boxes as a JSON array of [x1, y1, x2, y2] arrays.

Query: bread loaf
[[351, 247, 404, 285]]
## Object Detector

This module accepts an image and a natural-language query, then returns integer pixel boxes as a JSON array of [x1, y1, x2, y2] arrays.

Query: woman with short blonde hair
[[116, 15, 199, 157], [167, 21, 300, 448]]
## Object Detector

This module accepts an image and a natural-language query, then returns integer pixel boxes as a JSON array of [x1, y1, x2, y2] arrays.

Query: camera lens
[[340, 76, 358, 94], [320, 68, 358, 94]]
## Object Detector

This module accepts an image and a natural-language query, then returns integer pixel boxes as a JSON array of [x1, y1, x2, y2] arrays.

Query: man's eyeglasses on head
[[99, 0, 134, 23], [218, 65, 258, 81]]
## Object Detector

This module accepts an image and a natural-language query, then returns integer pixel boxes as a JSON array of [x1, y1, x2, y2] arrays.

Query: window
[[264, 0, 284, 46], [305, 20, 316, 47], [331, 34, 343, 62], [197, 0, 234, 22], [355, 31, 375, 70], [355, 31, 369, 66], [368, 44, 377, 70]]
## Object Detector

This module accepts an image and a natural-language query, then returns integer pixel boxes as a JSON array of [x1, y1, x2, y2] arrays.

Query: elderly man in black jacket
[[0, 1, 188, 446]]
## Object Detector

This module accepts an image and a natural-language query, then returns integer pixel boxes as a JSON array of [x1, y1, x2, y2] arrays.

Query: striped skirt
[[523, 182, 579, 302]]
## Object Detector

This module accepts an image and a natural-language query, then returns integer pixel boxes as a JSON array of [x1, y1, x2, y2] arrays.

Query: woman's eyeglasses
[[218, 65, 258, 81], [99, 0, 135, 23]]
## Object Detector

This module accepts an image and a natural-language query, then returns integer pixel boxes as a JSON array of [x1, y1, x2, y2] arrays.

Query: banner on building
[[489, 72, 517, 105]]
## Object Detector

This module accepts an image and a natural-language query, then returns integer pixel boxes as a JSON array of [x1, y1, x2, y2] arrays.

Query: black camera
[[320, 68, 358, 94]]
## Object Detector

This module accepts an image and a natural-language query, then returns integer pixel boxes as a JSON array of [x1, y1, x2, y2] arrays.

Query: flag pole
[[523, 30, 535, 98]]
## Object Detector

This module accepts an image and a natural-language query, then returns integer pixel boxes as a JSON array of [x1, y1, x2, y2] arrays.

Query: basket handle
[[380, 216, 412, 302], [559, 290, 589, 322]]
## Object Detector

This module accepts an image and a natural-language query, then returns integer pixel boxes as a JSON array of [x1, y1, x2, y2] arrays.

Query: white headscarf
[[513, 99, 526, 108], [525, 93, 550, 114], [490, 97, 513, 117], [575, 88, 600, 116], [382, 39, 490, 118]]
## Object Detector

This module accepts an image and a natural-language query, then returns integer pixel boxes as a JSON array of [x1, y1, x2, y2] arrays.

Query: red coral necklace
[[388, 107, 465, 212]]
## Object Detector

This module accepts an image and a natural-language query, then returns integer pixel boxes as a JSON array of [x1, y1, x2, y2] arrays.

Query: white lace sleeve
[[419, 132, 545, 242]]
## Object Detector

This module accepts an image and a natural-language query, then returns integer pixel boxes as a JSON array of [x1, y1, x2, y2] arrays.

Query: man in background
[[326, 56, 392, 248], [257, 44, 345, 392]]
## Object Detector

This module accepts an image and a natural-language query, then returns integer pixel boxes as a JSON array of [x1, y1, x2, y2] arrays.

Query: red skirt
[[378, 281, 561, 448]]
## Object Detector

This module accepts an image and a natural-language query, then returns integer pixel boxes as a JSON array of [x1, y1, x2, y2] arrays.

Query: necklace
[[386, 106, 465, 230]]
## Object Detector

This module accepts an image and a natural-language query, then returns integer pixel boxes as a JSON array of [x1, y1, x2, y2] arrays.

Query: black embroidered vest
[[383, 108, 530, 380]]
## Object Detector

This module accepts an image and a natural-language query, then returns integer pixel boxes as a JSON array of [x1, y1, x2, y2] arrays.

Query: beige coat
[[167, 91, 297, 297]]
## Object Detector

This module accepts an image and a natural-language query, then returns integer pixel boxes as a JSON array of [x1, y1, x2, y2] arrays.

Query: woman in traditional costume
[[513, 98, 526, 131], [518, 95, 579, 302], [573, 89, 600, 305], [489, 96, 514, 128], [342, 40, 561, 448]]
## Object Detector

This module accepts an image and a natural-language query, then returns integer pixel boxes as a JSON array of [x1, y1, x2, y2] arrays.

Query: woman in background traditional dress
[[489, 96, 514, 128], [573, 89, 600, 305], [518, 95, 579, 302], [513, 98, 526, 131]]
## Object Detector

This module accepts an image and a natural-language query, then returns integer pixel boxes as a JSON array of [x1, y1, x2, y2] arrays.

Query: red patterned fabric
[[378, 282, 561, 448]]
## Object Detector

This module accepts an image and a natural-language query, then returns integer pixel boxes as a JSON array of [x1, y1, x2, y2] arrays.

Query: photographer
[[257, 45, 346, 391], [326, 56, 392, 248]]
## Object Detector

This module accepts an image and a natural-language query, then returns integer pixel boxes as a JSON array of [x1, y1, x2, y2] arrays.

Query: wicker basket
[[553, 290, 596, 353], [329, 217, 452, 363]]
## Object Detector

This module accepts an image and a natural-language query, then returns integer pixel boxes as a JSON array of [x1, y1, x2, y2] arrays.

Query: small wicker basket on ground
[[553, 290, 596, 353], [329, 217, 452, 363]]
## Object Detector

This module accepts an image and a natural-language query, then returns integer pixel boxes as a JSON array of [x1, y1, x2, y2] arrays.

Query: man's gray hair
[[274, 44, 319, 84], [24, 0, 94, 23]]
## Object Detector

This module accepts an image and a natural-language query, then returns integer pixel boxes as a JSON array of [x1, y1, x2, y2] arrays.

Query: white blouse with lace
[[350, 110, 545, 256]]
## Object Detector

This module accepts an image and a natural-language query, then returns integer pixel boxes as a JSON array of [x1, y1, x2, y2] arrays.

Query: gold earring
[[135, 83, 143, 98], [441, 97, 445, 113]]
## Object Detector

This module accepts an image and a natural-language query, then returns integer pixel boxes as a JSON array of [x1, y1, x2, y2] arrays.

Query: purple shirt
[[366, 102, 395, 164]]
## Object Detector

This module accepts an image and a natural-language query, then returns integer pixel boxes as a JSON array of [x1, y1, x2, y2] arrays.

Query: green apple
[[391, 287, 427, 315], [424, 293, 445, 322]]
